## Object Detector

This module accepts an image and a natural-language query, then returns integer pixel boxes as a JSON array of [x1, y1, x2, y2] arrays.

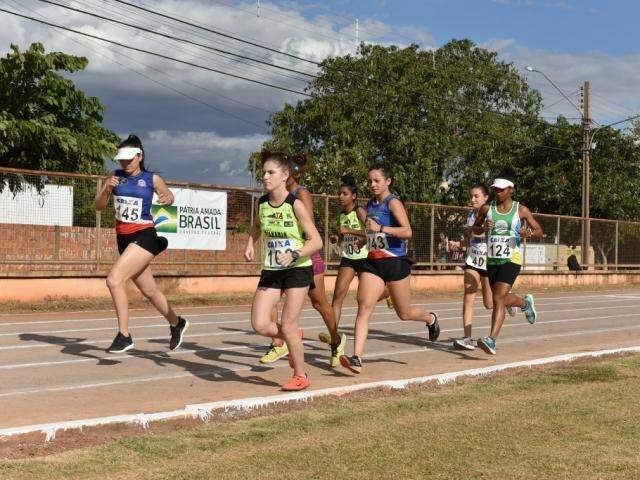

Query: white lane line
[[1, 302, 637, 356], [1, 292, 637, 327], [0, 300, 636, 345], [1, 309, 638, 372], [0, 287, 632, 321], [0, 299, 624, 352], [2, 324, 639, 399], [2, 344, 640, 438]]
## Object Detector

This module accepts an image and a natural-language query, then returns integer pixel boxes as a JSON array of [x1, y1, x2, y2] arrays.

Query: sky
[[1, 0, 638, 186]]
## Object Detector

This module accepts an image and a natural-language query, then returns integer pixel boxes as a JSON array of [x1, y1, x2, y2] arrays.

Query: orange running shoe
[[282, 374, 310, 391]]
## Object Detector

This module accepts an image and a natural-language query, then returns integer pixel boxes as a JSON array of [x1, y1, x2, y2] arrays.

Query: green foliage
[[0, 43, 119, 189], [257, 39, 541, 203], [255, 39, 640, 226]]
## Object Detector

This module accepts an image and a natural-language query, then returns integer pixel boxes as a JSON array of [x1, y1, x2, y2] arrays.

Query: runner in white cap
[[471, 176, 543, 355], [95, 134, 188, 353]]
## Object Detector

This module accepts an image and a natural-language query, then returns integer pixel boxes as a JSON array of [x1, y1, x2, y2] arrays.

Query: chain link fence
[[1, 167, 638, 276]]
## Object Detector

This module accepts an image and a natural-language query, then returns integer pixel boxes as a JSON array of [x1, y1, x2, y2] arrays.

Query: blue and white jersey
[[112, 170, 154, 234], [365, 194, 407, 259]]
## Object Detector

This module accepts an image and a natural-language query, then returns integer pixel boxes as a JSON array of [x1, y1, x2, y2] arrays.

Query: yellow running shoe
[[385, 295, 394, 310], [330, 333, 347, 367], [259, 343, 289, 364], [318, 331, 331, 344]]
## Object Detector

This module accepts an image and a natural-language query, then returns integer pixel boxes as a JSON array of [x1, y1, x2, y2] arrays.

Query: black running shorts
[[487, 262, 521, 286], [258, 266, 314, 291], [339, 257, 368, 274], [117, 228, 168, 256], [359, 257, 413, 283]]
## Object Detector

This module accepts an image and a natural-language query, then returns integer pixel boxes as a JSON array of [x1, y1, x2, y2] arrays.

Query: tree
[[515, 116, 640, 266], [0, 42, 118, 191], [516, 116, 640, 220], [256, 39, 541, 203]]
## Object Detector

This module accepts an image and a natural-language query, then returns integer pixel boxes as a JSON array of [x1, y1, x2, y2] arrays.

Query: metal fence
[[1, 166, 639, 276]]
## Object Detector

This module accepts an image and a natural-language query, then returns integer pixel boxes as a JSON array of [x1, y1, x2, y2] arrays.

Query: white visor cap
[[491, 178, 514, 189], [114, 147, 142, 161]]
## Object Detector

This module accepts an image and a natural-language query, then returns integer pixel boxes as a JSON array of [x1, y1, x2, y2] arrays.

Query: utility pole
[[581, 81, 591, 269], [355, 18, 359, 48]]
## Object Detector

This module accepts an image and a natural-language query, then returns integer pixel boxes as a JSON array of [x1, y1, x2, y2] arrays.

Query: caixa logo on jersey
[[267, 239, 294, 249]]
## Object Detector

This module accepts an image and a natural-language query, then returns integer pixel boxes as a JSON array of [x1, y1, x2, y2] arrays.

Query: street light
[[525, 65, 591, 268], [525, 66, 584, 118]]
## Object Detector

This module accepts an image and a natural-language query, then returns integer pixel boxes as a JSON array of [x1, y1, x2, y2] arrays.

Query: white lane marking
[[0, 299, 635, 344], [0, 298, 627, 353], [1, 292, 637, 327], [1, 309, 639, 372], [2, 344, 639, 439]]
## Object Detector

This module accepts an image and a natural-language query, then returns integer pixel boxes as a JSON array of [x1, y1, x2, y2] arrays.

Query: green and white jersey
[[486, 201, 523, 266], [338, 209, 368, 260], [259, 193, 311, 270]]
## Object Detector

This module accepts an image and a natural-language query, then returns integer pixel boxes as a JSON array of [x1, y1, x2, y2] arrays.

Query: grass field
[[2, 354, 640, 479]]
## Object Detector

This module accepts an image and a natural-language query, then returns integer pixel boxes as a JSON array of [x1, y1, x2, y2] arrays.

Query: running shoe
[[318, 331, 331, 344], [427, 312, 440, 342], [169, 316, 189, 351], [507, 306, 518, 317], [330, 333, 347, 367], [282, 374, 310, 391], [477, 336, 497, 355], [260, 343, 289, 363], [385, 295, 395, 310], [453, 336, 476, 350], [340, 354, 362, 374], [106, 332, 133, 353], [522, 294, 537, 324]]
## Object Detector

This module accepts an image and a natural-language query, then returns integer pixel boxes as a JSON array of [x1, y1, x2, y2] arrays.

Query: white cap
[[114, 147, 142, 161], [491, 178, 514, 189]]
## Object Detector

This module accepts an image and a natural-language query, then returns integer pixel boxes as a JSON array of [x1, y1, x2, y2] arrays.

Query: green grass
[[3, 355, 640, 479]]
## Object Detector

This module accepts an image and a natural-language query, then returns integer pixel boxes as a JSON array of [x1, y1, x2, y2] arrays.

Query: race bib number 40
[[113, 195, 143, 223], [264, 238, 296, 268], [367, 232, 389, 251], [488, 236, 514, 259], [465, 242, 487, 269]]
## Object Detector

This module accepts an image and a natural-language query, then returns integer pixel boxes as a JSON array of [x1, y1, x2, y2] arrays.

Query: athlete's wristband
[[380, 225, 384, 233], [291, 250, 301, 261]]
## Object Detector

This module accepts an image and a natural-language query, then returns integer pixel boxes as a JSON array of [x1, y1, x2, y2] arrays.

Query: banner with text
[[0, 181, 73, 226], [152, 188, 227, 250]]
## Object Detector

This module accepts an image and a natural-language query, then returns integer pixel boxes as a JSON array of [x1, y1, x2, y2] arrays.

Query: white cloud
[[507, 46, 640, 123], [480, 38, 516, 53], [147, 130, 268, 152], [143, 130, 268, 181]]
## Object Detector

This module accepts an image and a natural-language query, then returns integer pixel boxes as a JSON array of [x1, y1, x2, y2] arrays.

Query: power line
[[109, 0, 322, 66], [591, 92, 637, 116], [36, 0, 318, 79], [195, 0, 354, 45], [540, 89, 579, 112], [68, 0, 313, 85], [107, 0, 303, 66], [3, 4, 575, 154], [0, 7, 311, 97], [98, 0, 555, 119], [89, 0, 285, 69], [3, 0, 270, 128]]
